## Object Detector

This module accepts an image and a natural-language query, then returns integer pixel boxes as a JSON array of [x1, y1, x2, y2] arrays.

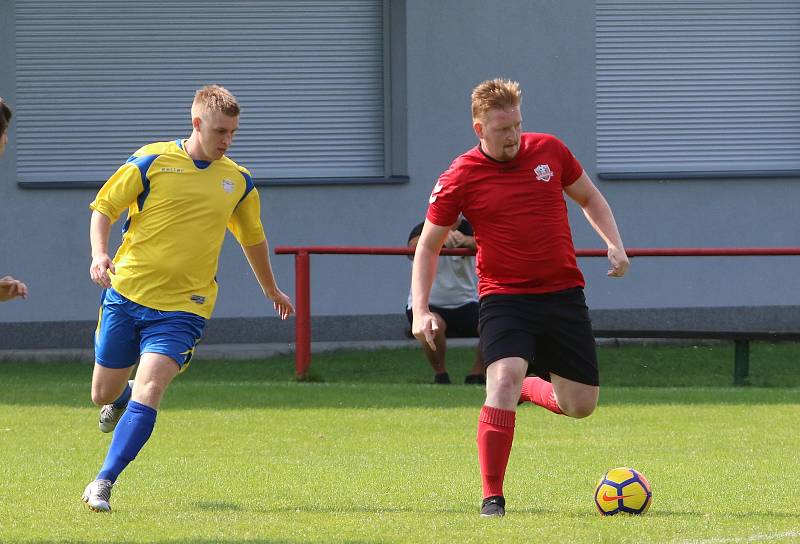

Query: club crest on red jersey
[[534, 164, 554, 182]]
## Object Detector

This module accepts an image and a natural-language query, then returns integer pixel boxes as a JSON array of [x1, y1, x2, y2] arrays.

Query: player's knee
[[560, 398, 597, 419], [90, 387, 117, 406], [489, 373, 522, 404], [132, 380, 168, 405]]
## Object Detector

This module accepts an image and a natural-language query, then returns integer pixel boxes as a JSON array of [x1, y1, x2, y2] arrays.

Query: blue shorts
[[94, 288, 207, 371]]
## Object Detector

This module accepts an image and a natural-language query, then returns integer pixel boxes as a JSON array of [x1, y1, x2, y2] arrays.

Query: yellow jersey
[[90, 139, 266, 318]]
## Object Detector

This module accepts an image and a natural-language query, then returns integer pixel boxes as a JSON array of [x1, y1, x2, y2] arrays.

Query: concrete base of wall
[[1, 306, 797, 354]]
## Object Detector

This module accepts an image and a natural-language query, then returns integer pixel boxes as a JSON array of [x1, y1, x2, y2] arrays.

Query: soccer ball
[[594, 467, 652, 515]]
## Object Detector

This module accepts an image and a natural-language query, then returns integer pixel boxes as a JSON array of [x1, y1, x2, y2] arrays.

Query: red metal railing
[[274, 246, 800, 377]]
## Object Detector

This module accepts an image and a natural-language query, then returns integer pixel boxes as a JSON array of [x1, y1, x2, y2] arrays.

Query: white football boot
[[81, 479, 113, 512], [98, 380, 134, 433]]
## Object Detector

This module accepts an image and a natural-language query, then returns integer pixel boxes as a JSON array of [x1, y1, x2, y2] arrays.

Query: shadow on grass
[[186, 501, 800, 521], [1, 344, 799, 409], [1, 381, 799, 412], [26, 540, 376, 544], [195, 500, 246, 512]]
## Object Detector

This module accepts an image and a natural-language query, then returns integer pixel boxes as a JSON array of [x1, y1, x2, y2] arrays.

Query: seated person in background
[[406, 217, 485, 385]]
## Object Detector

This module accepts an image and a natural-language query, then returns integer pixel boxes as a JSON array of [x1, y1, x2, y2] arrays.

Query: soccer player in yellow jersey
[[0, 97, 29, 302], [81, 85, 294, 512]]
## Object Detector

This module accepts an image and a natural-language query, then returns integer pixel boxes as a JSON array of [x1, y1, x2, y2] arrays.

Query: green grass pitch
[[1, 342, 799, 543]]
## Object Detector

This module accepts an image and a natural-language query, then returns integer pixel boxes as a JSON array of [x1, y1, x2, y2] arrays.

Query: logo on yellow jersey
[[222, 179, 235, 193], [161, 167, 184, 173]]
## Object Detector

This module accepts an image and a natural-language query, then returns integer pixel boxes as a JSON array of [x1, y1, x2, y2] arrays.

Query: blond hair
[[191, 84, 240, 119], [471, 78, 521, 122]]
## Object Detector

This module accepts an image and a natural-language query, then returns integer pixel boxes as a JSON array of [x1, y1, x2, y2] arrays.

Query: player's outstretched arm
[[411, 221, 451, 350], [0, 276, 28, 301], [89, 210, 116, 288], [564, 171, 630, 278], [241, 240, 295, 320]]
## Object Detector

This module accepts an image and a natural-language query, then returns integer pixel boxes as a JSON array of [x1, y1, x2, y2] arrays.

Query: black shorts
[[405, 301, 479, 338], [478, 288, 599, 386]]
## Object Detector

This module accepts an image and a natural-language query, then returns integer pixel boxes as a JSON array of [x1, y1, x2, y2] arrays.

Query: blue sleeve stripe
[[125, 154, 159, 211], [236, 171, 255, 207], [136, 181, 152, 212]]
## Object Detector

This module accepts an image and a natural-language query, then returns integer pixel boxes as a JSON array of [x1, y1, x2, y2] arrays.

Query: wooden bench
[[592, 329, 800, 386]]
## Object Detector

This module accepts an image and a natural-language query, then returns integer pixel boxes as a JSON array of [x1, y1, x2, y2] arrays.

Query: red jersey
[[426, 132, 585, 297]]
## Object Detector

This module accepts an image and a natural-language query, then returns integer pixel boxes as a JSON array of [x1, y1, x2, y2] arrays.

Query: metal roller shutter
[[596, 0, 800, 179], [15, 0, 385, 184]]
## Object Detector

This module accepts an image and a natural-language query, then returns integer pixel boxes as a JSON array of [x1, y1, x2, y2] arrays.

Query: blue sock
[[112, 382, 132, 408], [97, 401, 157, 483]]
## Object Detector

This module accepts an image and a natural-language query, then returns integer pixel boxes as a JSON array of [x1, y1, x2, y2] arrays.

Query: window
[[596, 0, 800, 179], [16, 0, 406, 186]]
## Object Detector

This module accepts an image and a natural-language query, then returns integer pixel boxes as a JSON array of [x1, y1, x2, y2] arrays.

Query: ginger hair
[[471, 78, 521, 122]]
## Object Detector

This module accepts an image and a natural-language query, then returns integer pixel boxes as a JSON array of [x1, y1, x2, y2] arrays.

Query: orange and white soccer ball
[[594, 467, 652, 515]]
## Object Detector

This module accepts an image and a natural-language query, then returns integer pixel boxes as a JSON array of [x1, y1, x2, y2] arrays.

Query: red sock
[[477, 405, 515, 499], [519, 377, 563, 414]]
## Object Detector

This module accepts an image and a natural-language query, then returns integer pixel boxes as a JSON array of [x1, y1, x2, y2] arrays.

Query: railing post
[[295, 251, 311, 378], [734, 339, 750, 386]]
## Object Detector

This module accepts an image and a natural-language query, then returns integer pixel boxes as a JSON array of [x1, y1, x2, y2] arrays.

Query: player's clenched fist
[[0, 275, 28, 301], [606, 246, 630, 278]]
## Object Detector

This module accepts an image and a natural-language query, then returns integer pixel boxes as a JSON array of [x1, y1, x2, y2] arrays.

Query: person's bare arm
[[411, 221, 451, 349], [89, 210, 116, 288], [564, 171, 629, 277], [241, 240, 295, 319]]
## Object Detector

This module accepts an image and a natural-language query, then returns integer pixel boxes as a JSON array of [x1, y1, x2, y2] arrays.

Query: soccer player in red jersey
[[411, 78, 629, 517]]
